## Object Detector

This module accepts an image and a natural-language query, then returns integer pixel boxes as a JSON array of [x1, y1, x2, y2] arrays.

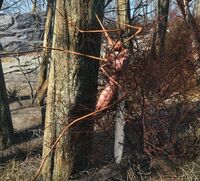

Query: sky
[[1, 0, 46, 13], [0, 0, 196, 18]]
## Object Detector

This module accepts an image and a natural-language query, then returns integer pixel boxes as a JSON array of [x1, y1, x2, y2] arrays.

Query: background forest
[[0, 0, 200, 180]]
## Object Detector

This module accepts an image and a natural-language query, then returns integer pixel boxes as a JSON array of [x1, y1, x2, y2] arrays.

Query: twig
[[0, 0, 21, 11], [14, 54, 35, 104]]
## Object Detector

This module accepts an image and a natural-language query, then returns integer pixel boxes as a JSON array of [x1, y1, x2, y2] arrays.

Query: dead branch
[[14, 55, 35, 104]]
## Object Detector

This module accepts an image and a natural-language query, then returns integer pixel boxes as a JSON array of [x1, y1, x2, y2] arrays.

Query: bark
[[42, 0, 104, 180], [0, 0, 14, 150], [37, 0, 54, 98], [36, 79, 48, 127], [37, 79, 48, 105], [114, 91, 126, 164], [151, 0, 170, 58]]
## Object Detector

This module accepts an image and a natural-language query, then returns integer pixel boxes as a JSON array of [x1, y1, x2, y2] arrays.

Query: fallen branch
[[70, 161, 128, 181]]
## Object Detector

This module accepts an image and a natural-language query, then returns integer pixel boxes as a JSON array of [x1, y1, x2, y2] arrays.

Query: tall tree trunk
[[37, 0, 54, 95], [115, 0, 144, 164], [151, 0, 170, 58], [194, 0, 200, 18], [0, 0, 14, 150], [114, 0, 129, 164], [177, 0, 200, 61], [116, 0, 129, 28], [0, 0, 3, 9], [36, 0, 54, 127], [0, 62, 14, 150], [42, 0, 104, 180]]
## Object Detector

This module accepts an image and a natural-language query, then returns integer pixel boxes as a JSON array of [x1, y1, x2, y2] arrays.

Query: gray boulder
[[0, 14, 14, 31], [14, 13, 42, 29], [0, 12, 45, 52]]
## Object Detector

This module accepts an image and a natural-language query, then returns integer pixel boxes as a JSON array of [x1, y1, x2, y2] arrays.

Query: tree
[[116, 0, 129, 26], [0, 64, 14, 150], [194, 0, 200, 18], [36, 0, 54, 126], [177, 0, 200, 61], [114, 0, 145, 164], [151, 0, 170, 58], [0, 0, 2, 9], [32, 0, 36, 12], [0, 0, 14, 150], [42, 0, 104, 180], [114, 0, 129, 164]]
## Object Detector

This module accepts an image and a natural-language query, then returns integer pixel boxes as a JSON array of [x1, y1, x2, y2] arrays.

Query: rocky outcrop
[[0, 12, 45, 52]]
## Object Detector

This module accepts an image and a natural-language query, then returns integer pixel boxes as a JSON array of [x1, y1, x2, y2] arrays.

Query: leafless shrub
[[7, 85, 24, 98]]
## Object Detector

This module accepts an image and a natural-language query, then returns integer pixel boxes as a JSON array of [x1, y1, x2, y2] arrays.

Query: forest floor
[[0, 52, 200, 180], [2, 52, 41, 130], [0, 52, 43, 180]]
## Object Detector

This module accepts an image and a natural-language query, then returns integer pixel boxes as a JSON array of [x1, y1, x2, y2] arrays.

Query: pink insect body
[[94, 15, 138, 111], [96, 43, 129, 110]]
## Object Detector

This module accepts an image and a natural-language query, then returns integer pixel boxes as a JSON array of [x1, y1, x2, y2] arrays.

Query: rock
[[14, 13, 42, 29], [16, 28, 44, 41], [4, 41, 42, 52], [0, 14, 14, 31], [0, 12, 45, 52], [4, 41, 29, 51], [0, 31, 15, 37]]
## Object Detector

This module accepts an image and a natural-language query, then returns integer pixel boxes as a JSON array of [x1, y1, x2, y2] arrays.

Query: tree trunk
[[36, 0, 54, 126], [42, 0, 104, 180], [0, 62, 14, 150], [114, 0, 144, 164], [151, 0, 170, 58], [116, 0, 129, 28], [32, 0, 37, 13], [114, 0, 129, 164], [37, 0, 54, 96], [0, 0, 2, 9], [177, 0, 200, 61], [194, 0, 200, 18], [0, 0, 14, 150]]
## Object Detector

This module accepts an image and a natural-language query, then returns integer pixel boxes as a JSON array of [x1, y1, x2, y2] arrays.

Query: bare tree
[[151, 0, 170, 58], [177, 0, 200, 61], [114, 0, 129, 164], [41, 0, 104, 180], [36, 0, 54, 126], [194, 0, 200, 18]]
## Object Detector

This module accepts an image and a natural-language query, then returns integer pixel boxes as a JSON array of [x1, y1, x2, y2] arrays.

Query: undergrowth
[[0, 155, 41, 181]]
